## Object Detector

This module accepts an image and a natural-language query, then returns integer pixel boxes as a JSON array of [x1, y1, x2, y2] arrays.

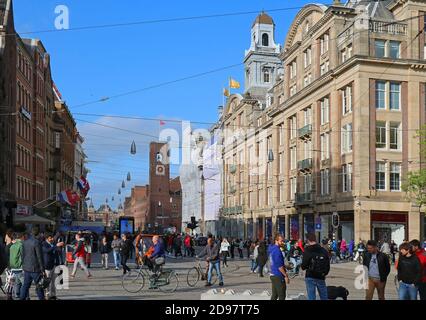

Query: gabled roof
[[346, 0, 395, 20]]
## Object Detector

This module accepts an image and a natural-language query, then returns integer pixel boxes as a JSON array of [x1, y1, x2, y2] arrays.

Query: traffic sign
[[315, 223, 322, 230]]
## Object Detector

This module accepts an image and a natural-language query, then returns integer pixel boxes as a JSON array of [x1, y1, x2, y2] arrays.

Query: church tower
[[244, 12, 283, 100]]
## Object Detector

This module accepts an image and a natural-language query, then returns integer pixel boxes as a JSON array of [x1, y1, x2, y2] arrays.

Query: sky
[[12, 0, 318, 209]]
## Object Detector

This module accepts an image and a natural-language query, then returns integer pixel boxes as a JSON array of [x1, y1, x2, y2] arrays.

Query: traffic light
[[188, 216, 198, 230], [332, 213, 340, 228]]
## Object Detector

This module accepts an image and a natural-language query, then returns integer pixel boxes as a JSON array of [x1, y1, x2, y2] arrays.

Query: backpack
[[309, 249, 330, 277]]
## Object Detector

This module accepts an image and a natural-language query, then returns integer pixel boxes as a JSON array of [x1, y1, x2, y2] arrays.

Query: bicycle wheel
[[186, 267, 200, 287], [159, 270, 179, 293], [122, 270, 145, 293]]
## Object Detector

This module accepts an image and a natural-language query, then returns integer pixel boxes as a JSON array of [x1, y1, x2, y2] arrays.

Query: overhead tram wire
[[8, 5, 333, 37]]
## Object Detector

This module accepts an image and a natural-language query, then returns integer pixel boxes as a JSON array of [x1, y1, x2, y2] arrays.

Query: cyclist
[[143, 235, 165, 277], [354, 239, 366, 262]]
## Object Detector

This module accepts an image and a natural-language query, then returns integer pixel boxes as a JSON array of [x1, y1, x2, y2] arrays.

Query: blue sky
[[13, 0, 317, 209]]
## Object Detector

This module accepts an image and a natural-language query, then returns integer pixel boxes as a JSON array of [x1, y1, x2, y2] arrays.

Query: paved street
[[4, 252, 396, 300]]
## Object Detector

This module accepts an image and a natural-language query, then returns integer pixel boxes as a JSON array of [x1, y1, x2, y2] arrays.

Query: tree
[[402, 125, 426, 214]]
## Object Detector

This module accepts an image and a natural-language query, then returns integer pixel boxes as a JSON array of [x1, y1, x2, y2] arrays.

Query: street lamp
[[130, 141, 137, 155]]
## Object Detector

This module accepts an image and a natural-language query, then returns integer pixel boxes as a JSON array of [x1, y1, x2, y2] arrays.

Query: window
[[290, 177, 296, 200], [389, 82, 400, 110], [376, 81, 386, 109], [341, 123, 353, 154], [376, 162, 386, 190], [320, 133, 330, 160], [342, 85, 352, 114], [262, 33, 269, 46], [263, 70, 270, 83], [303, 107, 312, 126], [290, 85, 297, 97], [289, 116, 297, 139], [390, 163, 401, 191], [375, 39, 386, 58], [320, 97, 329, 125], [303, 174, 312, 193], [390, 122, 401, 150], [304, 140, 312, 160], [320, 169, 330, 195], [290, 60, 297, 79], [290, 146, 297, 170], [342, 163, 352, 192], [279, 182, 284, 202], [320, 61, 329, 75], [376, 121, 386, 148], [320, 33, 329, 55], [389, 41, 400, 58], [304, 47, 312, 68]]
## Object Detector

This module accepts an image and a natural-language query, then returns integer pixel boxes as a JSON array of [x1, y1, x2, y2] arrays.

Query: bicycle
[[285, 259, 303, 279], [122, 264, 179, 294], [1, 269, 23, 300], [187, 259, 217, 287]]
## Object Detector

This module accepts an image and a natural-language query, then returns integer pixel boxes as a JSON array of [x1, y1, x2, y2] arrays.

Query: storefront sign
[[16, 205, 32, 216]]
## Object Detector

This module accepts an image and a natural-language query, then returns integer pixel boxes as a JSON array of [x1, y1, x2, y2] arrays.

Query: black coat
[[99, 241, 111, 254], [22, 237, 45, 273], [257, 243, 268, 265], [363, 251, 391, 282], [301, 244, 330, 280], [42, 241, 60, 270], [120, 239, 132, 257], [397, 254, 422, 284]]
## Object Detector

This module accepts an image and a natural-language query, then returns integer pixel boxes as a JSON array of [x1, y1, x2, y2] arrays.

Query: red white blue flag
[[58, 190, 80, 206], [76, 176, 90, 196]]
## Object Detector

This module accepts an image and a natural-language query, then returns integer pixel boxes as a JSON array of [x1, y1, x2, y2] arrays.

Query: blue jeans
[[113, 250, 121, 268], [251, 259, 258, 272], [399, 282, 418, 300], [305, 277, 328, 300], [208, 261, 224, 284], [19, 271, 45, 300], [11, 270, 23, 298]]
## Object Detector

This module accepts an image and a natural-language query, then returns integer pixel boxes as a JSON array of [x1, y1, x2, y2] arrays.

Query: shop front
[[246, 218, 254, 240], [371, 211, 407, 245], [319, 211, 354, 241], [265, 218, 273, 240], [277, 216, 286, 237], [303, 213, 315, 236], [290, 214, 299, 240]]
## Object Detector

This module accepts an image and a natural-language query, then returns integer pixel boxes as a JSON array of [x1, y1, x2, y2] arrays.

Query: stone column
[[408, 208, 421, 241], [285, 214, 290, 240], [354, 208, 370, 241], [298, 213, 304, 240]]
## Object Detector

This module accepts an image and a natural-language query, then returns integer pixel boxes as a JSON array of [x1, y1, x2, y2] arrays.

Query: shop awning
[[14, 214, 56, 225]]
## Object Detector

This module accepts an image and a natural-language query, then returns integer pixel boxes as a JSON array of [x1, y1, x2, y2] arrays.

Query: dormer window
[[262, 33, 269, 46]]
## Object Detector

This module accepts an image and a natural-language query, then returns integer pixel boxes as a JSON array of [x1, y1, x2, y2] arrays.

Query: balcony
[[369, 20, 407, 35], [297, 158, 313, 171], [298, 124, 312, 138], [296, 192, 312, 204]]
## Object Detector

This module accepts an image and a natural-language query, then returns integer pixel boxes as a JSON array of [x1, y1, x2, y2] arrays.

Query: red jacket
[[415, 248, 426, 283], [74, 239, 86, 258]]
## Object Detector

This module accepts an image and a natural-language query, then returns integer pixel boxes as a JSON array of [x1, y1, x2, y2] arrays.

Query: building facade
[[222, 1, 426, 243], [0, 0, 17, 229]]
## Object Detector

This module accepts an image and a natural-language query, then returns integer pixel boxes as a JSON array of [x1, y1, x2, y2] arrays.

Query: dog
[[327, 286, 349, 300]]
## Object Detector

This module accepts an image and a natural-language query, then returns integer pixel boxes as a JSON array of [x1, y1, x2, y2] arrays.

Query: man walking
[[301, 233, 330, 300], [42, 232, 64, 300], [7, 232, 24, 300], [410, 239, 426, 300], [363, 240, 390, 300], [20, 227, 45, 300], [111, 233, 122, 270], [197, 238, 224, 287], [70, 233, 91, 278], [268, 234, 289, 300]]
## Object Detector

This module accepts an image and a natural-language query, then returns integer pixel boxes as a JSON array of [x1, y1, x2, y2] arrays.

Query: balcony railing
[[297, 158, 313, 171], [369, 20, 407, 35], [298, 124, 312, 138], [296, 192, 312, 203]]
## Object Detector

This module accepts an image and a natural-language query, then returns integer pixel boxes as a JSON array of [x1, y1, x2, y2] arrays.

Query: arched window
[[262, 33, 269, 46], [263, 70, 270, 83]]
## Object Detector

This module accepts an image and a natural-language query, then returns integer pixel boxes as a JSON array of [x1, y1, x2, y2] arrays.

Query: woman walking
[[220, 238, 230, 267], [397, 242, 421, 300], [120, 233, 132, 275]]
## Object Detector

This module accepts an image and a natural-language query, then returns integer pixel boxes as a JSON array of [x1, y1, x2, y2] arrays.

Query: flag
[[58, 190, 80, 206], [76, 176, 90, 196], [160, 120, 166, 126], [223, 88, 230, 97], [229, 78, 240, 89]]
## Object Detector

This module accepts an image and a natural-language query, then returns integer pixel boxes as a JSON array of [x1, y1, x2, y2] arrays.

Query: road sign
[[315, 223, 322, 230]]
